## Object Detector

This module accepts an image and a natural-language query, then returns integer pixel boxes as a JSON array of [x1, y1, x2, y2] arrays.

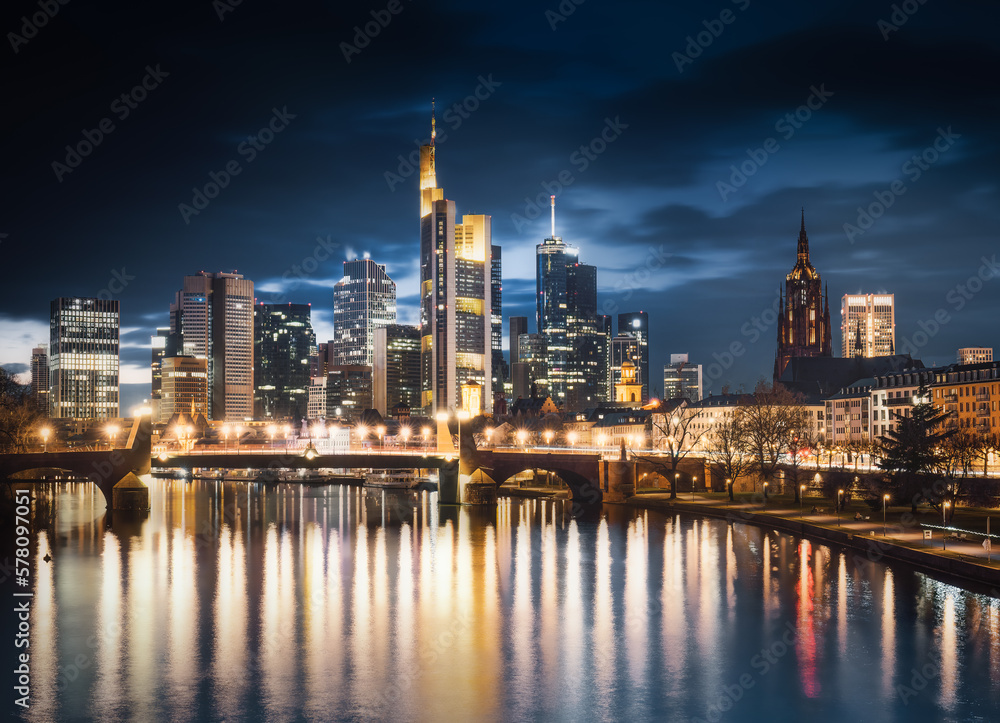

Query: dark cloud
[[2, 0, 998, 397]]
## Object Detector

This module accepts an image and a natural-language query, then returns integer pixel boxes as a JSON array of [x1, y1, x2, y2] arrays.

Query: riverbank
[[626, 492, 1000, 592]]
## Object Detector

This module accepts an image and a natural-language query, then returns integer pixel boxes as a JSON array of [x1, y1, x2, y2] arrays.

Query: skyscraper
[[491, 244, 507, 400], [663, 354, 703, 402], [254, 303, 316, 420], [49, 297, 119, 419], [30, 345, 49, 415], [775, 211, 833, 380], [536, 197, 605, 411], [841, 294, 895, 358], [332, 257, 396, 366], [618, 311, 649, 403], [160, 356, 209, 421], [418, 107, 492, 414], [373, 324, 421, 415], [169, 271, 254, 421]]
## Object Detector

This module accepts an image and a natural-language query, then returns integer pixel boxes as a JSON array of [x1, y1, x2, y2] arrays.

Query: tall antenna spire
[[431, 97, 436, 146], [550, 195, 556, 238]]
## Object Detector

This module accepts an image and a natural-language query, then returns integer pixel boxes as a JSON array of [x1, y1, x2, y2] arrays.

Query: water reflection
[[12, 479, 1000, 723]]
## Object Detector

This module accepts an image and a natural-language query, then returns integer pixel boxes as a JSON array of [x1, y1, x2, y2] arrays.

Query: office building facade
[[618, 311, 649, 403], [663, 353, 703, 402], [373, 324, 421, 415], [254, 303, 316, 420], [841, 293, 895, 358], [31, 345, 49, 415], [332, 258, 396, 367], [160, 356, 209, 421], [49, 297, 120, 419]]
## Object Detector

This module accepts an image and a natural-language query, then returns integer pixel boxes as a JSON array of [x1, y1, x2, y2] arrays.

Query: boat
[[364, 470, 431, 490]]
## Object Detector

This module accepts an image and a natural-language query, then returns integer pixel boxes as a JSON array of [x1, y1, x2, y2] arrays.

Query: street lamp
[[692, 476, 697, 501], [40, 426, 50, 453], [837, 489, 844, 526], [567, 431, 577, 448], [763, 481, 768, 510], [725, 478, 732, 505], [883, 494, 890, 536], [222, 424, 231, 451], [484, 427, 493, 447], [800, 484, 806, 515], [106, 423, 120, 450], [943, 500, 951, 550], [400, 425, 411, 449], [283, 424, 291, 451], [376, 425, 386, 449], [267, 424, 276, 449], [421, 426, 431, 448], [674, 472, 680, 496], [544, 430, 554, 447], [186, 425, 195, 453], [356, 424, 369, 448], [517, 429, 527, 448]]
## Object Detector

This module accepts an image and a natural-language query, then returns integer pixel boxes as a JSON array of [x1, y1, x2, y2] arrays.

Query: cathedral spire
[[797, 208, 809, 264]]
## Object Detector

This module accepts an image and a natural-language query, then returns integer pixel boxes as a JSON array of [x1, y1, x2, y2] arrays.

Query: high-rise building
[[326, 366, 373, 421], [491, 244, 507, 399], [49, 297, 119, 419], [160, 356, 209, 421], [418, 109, 491, 414], [254, 303, 316, 420], [958, 347, 993, 364], [841, 294, 895, 358], [170, 271, 254, 421], [611, 333, 640, 398], [332, 258, 396, 367], [663, 353, 703, 402], [618, 311, 649, 403], [373, 324, 421, 415], [509, 316, 529, 401], [516, 333, 549, 399], [30, 345, 49, 415], [774, 211, 833, 380], [536, 197, 605, 411]]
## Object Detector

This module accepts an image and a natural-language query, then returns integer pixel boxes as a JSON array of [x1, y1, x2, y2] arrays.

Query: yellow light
[[356, 425, 369, 438], [435, 411, 450, 423], [457, 410, 471, 421], [40, 427, 50, 440], [421, 426, 430, 438], [376, 425, 386, 436], [267, 424, 277, 437], [567, 431, 577, 445], [400, 426, 411, 439]]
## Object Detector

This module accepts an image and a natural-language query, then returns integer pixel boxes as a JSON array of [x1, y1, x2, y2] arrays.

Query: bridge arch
[[469, 451, 604, 506]]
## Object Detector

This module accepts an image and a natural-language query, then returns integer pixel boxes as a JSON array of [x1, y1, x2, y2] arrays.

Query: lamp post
[[233, 425, 241, 454], [763, 482, 768, 510], [186, 425, 194, 454], [283, 424, 291, 451], [222, 425, 230, 451], [883, 494, 890, 536], [106, 423, 120, 450], [376, 425, 386, 450], [692, 476, 697, 501], [544, 429, 554, 447], [837, 489, 843, 526], [422, 426, 431, 449], [800, 484, 806, 515], [942, 501, 950, 550], [400, 425, 411, 450], [517, 429, 527, 449], [725, 478, 731, 505], [40, 426, 50, 453], [484, 427, 493, 448], [567, 431, 577, 448], [267, 425, 276, 450], [675, 472, 680, 497]]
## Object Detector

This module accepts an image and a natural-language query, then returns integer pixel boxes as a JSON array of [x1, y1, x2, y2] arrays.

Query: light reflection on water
[[13, 478, 1000, 722]]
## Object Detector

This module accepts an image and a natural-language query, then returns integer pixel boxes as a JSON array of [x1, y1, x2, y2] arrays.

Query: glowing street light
[[837, 489, 844, 526], [233, 425, 242, 453], [800, 484, 806, 515], [356, 424, 369, 447], [484, 427, 493, 447], [376, 424, 386, 449], [883, 493, 890, 536], [283, 424, 291, 450], [106, 423, 120, 450], [40, 426, 51, 453], [421, 426, 431, 447], [692, 475, 697, 501], [222, 424, 231, 451], [762, 481, 768, 509], [516, 429, 527, 448], [943, 500, 951, 550], [400, 425, 411, 449], [567, 431, 577, 448], [674, 472, 680, 495], [544, 430, 554, 446], [267, 424, 277, 449]]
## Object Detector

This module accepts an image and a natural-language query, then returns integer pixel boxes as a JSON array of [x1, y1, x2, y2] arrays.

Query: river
[[6, 477, 1000, 722]]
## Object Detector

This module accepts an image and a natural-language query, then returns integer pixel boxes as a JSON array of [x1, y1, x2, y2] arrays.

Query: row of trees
[[640, 382, 812, 501]]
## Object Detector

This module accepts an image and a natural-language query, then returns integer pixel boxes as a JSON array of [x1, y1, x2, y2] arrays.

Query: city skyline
[[2, 1, 999, 412]]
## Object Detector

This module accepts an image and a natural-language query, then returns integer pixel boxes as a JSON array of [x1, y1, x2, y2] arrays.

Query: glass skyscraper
[[332, 258, 396, 367], [254, 303, 316, 420], [49, 297, 119, 419]]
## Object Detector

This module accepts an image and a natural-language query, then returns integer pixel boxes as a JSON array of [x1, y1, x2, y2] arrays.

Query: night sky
[[2, 0, 998, 412]]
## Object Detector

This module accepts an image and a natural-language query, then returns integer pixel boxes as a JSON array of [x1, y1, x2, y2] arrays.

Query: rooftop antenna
[[550, 195, 556, 238], [431, 98, 436, 146]]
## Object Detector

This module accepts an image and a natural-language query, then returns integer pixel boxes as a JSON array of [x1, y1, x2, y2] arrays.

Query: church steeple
[[797, 208, 809, 264]]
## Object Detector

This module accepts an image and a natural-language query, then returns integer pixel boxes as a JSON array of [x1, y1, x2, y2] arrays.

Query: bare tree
[[705, 413, 752, 501], [738, 381, 809, 499], [636, 403, 707, 499], [0, 367, 42, 454]]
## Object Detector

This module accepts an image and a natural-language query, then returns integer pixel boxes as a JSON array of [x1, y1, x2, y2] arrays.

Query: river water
[[7, 477, 1000, 722]]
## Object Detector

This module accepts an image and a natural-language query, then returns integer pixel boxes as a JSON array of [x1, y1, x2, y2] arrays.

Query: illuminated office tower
[[958, 347, 993, 364], [418, 106, 492, 414], [491, 244, 507, 399], [618, 311, 649, 403], [169, 271, 254, 421], [160, 356, 209, 420], [31, 345, 49, 415], [333, 257, 396, 366], [254, 303, 316, 420], [841, 293, 895, 358], [536, 197, 604, 411], [373, 324, 421, 415], [663, 353, 703, 402], [49, 297, 119, 419]]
